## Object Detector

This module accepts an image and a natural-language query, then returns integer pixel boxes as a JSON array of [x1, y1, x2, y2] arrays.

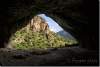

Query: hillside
[[8, 16, 78, 49]]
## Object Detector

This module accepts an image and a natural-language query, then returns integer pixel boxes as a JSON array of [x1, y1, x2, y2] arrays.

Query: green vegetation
[[9, 26, 78, 50]]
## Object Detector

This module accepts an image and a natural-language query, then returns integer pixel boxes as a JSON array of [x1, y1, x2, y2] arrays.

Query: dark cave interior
[[0, 0, 99, 66]]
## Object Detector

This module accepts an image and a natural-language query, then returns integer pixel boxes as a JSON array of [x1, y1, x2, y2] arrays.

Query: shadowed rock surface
[[0, 0, 99, 66], [0, 0, 98, 50], [0, 47, 98, 66]]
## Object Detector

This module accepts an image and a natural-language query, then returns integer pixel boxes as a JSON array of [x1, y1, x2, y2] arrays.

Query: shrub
[[9, 26, 78, 49]]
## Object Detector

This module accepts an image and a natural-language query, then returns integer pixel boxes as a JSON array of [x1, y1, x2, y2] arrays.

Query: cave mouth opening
[[8, 14, 78, 50]]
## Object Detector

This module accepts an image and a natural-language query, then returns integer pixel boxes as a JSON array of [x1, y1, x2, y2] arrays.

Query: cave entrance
[[8, 14, 78, 50]]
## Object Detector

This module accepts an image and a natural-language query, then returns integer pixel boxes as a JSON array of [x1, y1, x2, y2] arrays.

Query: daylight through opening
[[8, 14, 78, 50]]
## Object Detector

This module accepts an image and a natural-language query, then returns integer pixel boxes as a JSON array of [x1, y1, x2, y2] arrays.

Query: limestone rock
[[26, 16, 49, 34]]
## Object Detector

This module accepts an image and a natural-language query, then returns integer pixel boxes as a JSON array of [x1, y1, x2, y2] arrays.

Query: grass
[[9, 26, 78, 50]]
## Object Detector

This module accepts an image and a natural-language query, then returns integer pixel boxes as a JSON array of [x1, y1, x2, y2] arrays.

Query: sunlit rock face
[[28, 16, 49, 33]]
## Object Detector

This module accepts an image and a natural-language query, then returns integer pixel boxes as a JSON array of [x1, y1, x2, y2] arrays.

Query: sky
[[38, 14, 63, 33], [38, 14, 75, 40]]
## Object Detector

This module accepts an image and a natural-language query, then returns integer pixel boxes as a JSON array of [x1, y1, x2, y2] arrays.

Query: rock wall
[[0, 0, 98, 50], [0, 0, 98, 66], [27, 16, 49, 33], [0, 0, 98, 55]]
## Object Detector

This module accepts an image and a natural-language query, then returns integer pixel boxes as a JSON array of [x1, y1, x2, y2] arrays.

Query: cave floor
[[0, 47, 98, 66]]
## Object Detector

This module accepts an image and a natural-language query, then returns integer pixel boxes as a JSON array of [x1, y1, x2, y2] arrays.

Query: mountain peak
[[26, 16, 50, 34]]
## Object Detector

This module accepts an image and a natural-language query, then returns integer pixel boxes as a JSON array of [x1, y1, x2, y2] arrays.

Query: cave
[[0, 0, 99, 66]]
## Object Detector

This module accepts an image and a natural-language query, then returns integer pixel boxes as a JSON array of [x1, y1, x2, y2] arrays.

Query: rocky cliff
[[26, 16, 49, 34]]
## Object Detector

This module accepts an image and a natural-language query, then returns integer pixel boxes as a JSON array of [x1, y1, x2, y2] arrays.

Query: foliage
[[9, 26, 78, 50]]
